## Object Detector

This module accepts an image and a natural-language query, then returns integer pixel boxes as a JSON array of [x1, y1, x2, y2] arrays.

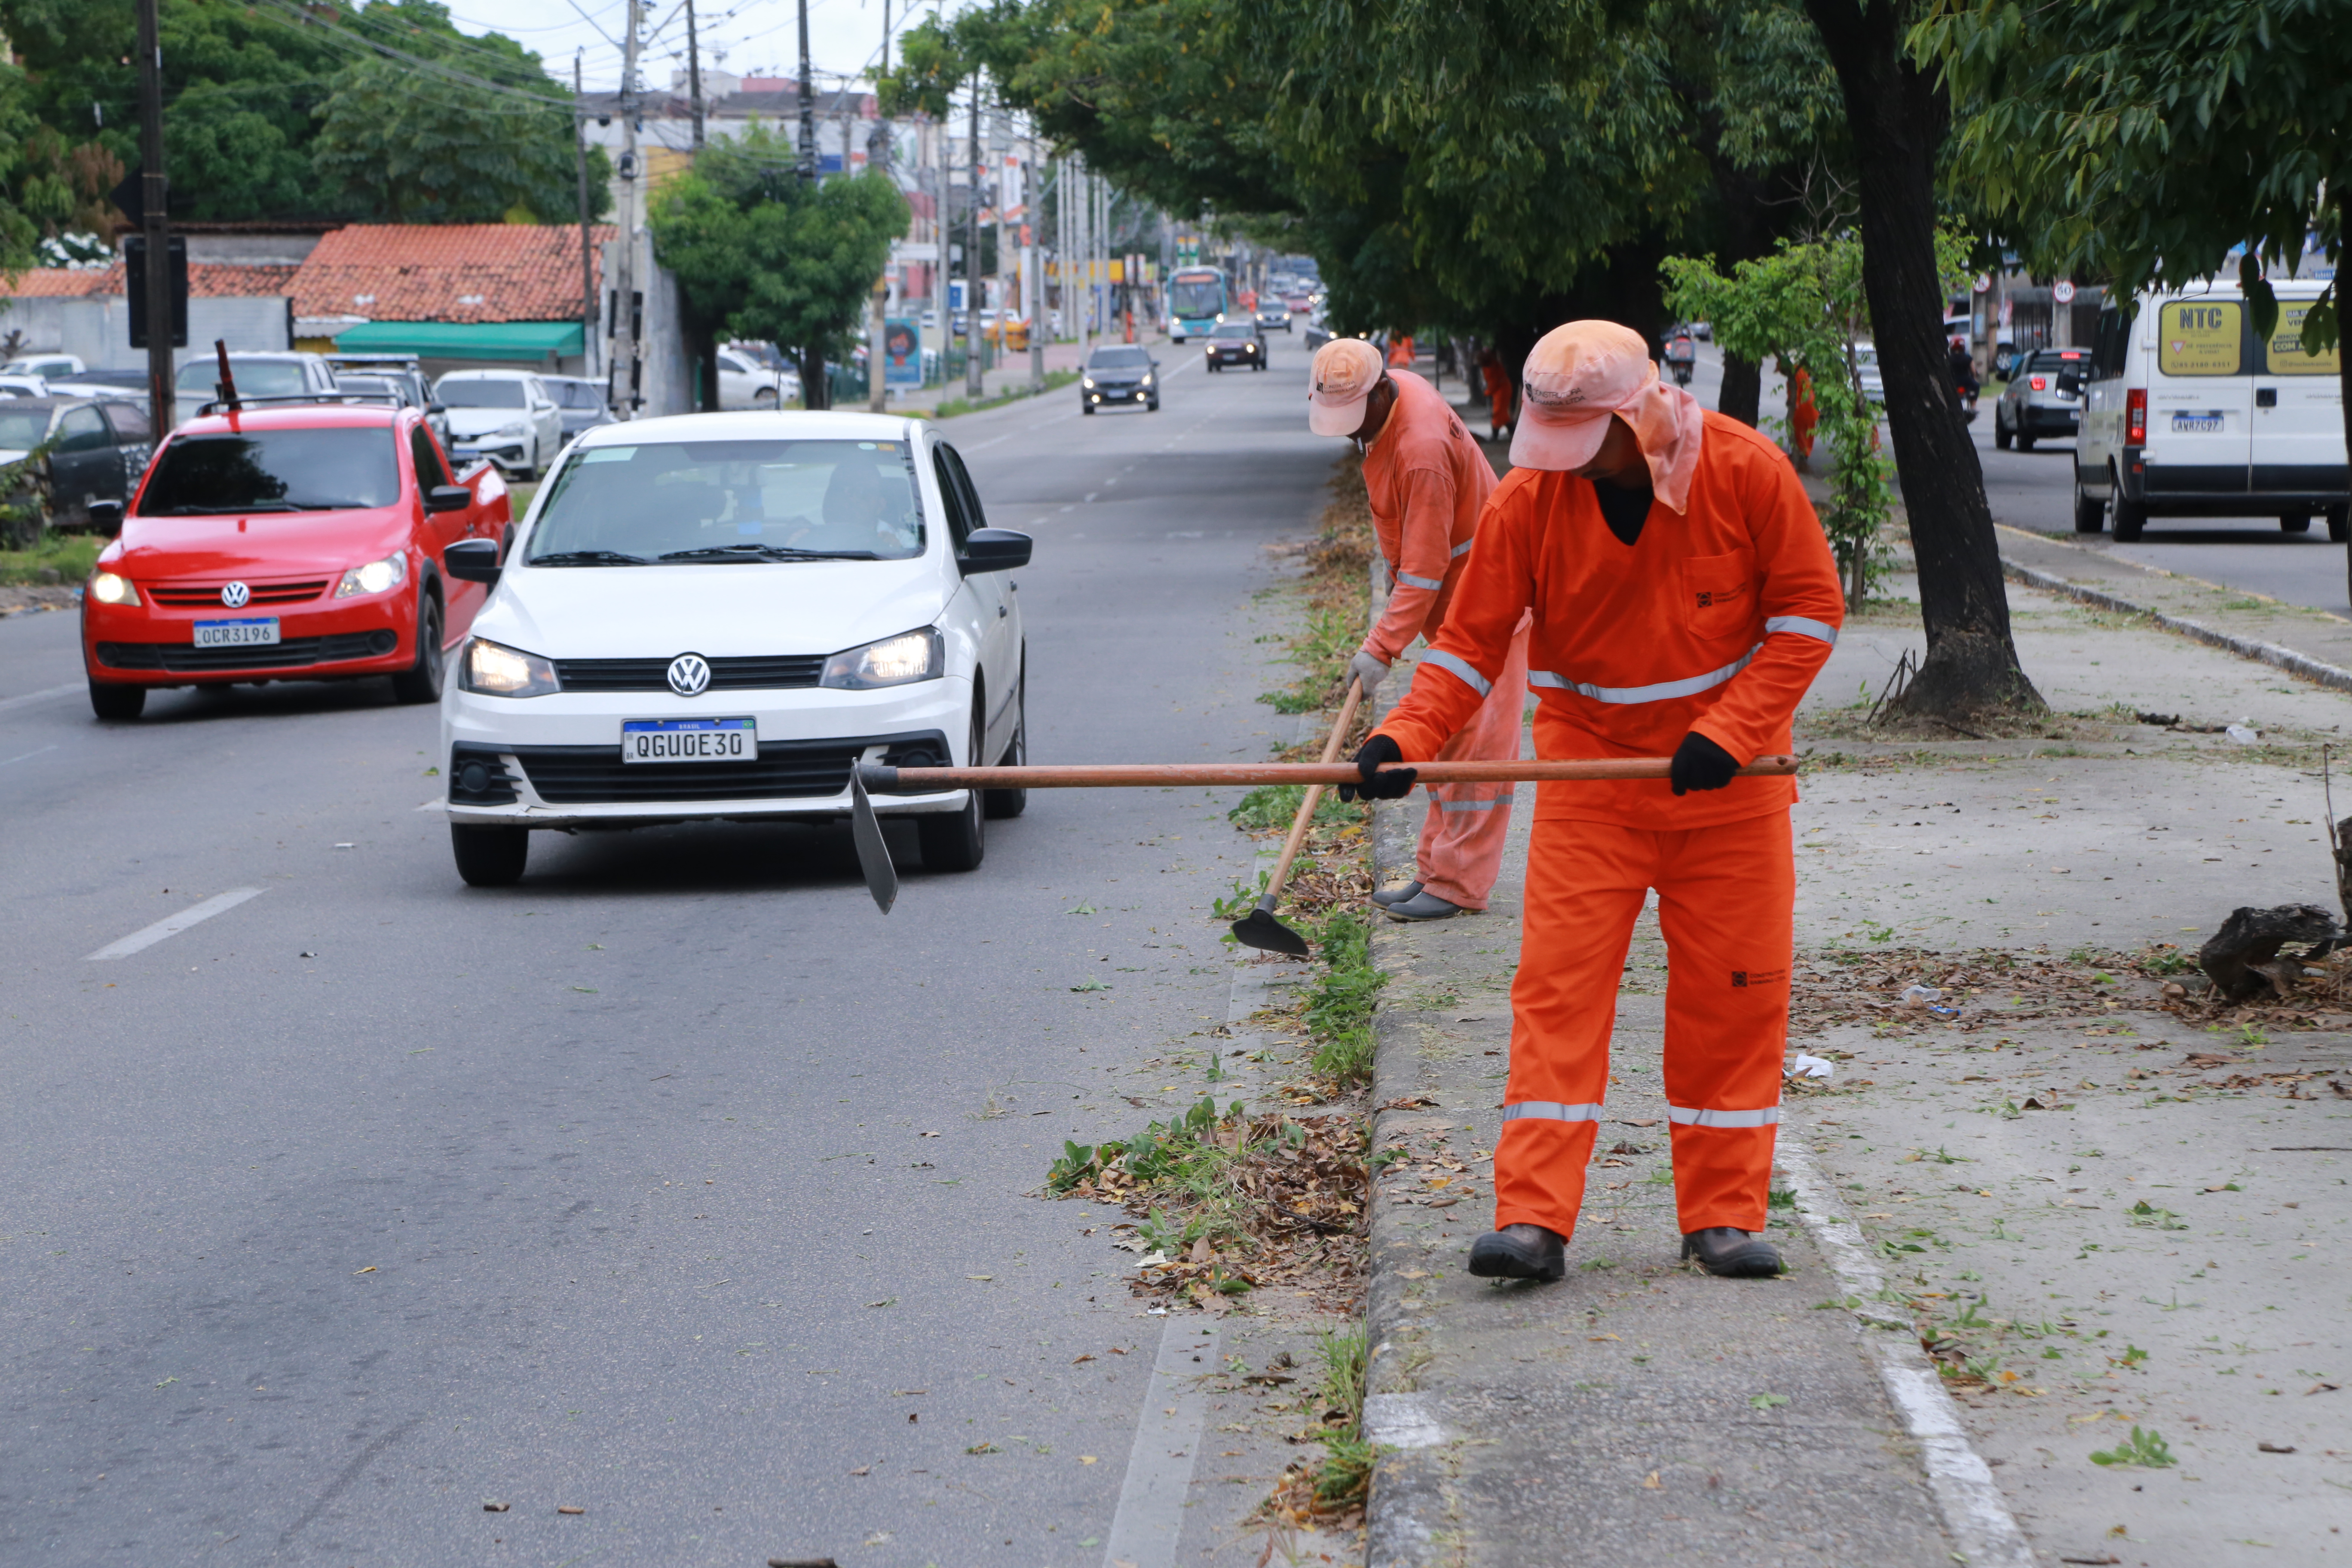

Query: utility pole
[[134, 0, 173, 432], [1026, 137, 1043, 390], [574, 52, 599, 380], [964, 72, 983, 398], [609, 0, 643, 419], [796, 0, 824, 406], [868, 0, 891, 413], [685, 0, 705, 150]]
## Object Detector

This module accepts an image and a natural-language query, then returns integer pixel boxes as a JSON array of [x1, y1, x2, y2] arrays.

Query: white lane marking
[[1098, 1315, 1219, 1568], [1777, 1137, 2035, 1568], [0, 683, 81, 717], [86, 888, 266, 961], [0, 744, 58, 769]]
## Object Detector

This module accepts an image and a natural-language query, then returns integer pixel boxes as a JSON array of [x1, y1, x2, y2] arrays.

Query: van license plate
[[193, 617, 279, 647], [622, 717, 756, 763], [2171, 412, 2224, 434]]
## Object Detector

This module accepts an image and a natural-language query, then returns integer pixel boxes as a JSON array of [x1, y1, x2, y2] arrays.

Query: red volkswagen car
[[81, 402, 508, 719]]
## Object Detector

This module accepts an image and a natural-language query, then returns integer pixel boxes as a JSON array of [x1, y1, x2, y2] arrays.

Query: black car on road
[[1081, 346, 1160, 413], [1205, 318, 1266, 372]]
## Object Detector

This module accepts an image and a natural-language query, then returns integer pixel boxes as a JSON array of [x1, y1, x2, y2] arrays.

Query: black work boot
[[1467, 1223, 1566, 1282], [1680, 1227, 1784, 1278]]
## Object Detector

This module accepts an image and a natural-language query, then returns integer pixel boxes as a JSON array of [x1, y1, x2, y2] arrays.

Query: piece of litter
[[1788, 1053, 1835, 1080], [2257, 1441, 2297, 1453], [1080, 1455, 1099, 1464], [2226, 724, 2260, 744], [334, 842, 355, 849], [352, 1266, 375, 1274], [556, 1505, 584, 1515], [481, 1500, 509, 1512]]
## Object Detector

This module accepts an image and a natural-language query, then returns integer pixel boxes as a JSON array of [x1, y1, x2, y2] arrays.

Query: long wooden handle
[[860, 754, 1800, 791], [1260, 678, 1366, 908]]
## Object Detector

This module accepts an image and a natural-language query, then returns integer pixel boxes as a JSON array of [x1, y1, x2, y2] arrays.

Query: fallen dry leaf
[[848, 1465, 870, 1476], [352, 1266, 375, 1275], [556, 1505, 585, 1515], [1641, 1471, 1661, 1489], [481, 1501, 508, 1513], [1072, 1353, 1096, 1364], [1080, 1455, 1099, 1464]]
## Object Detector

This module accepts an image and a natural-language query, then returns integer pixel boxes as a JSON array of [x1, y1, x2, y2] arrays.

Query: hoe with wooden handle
[[848, 750, 1798, 926], [1228, 676, 1366, 957]]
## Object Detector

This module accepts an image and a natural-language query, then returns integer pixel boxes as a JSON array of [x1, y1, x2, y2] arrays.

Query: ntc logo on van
[[2174, 305, 2231, 331]]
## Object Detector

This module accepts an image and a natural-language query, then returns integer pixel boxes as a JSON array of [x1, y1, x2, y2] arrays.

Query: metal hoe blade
[[849, 769, 899, 915], [1230, 893, 1311, 958]]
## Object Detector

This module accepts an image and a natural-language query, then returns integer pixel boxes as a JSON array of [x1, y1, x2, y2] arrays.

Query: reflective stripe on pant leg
[[1654, 810, 1795, 1234], [1494, 815, 1652, 1238], [1502, 1101, 1603, 1124], [1414, 621, 1529, 911]]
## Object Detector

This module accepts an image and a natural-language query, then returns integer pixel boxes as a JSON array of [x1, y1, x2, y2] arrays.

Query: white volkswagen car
[[436, 410, 1029, 886]]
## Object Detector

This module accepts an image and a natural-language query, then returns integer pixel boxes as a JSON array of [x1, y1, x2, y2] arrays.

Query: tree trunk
[[2337, 188, 2351, 525], [693, 316, 723, 413], [1802, 0, 2043, 720], [799, 346, 829, 410], [1718, 353, 1761, 426]]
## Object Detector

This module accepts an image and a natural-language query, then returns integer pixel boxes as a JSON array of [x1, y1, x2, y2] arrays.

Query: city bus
[[1166, 267, 1228, 342]]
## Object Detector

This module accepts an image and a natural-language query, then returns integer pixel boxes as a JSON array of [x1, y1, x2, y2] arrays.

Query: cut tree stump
[[2199, 904, 2340, 1001]]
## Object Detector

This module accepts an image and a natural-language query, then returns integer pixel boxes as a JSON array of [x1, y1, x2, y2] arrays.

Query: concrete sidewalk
[[1354, 565, 2352, 1564]]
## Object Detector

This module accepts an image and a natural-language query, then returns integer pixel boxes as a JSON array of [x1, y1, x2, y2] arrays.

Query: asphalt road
[[1, 339, 1336, 1564]]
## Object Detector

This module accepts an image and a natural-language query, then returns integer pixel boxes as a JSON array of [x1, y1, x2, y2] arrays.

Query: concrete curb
[[2002, 555, 2352, 695], [1775, 1138, 2037, 1568]]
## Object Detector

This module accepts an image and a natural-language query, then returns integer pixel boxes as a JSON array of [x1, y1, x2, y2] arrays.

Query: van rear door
[[2142, 295, 2251, 499], [2251, 299, 2346, 501]]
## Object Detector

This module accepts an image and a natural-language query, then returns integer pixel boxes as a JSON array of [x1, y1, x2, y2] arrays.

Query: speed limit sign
[[2053, 280, 2077, 305]]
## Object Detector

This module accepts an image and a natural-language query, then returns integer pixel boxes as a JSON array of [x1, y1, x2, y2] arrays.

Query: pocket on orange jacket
[[1681, 550, 1757, 642]]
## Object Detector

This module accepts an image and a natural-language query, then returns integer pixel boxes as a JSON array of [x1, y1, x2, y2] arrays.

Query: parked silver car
[[1994, 347, 2088, 451]]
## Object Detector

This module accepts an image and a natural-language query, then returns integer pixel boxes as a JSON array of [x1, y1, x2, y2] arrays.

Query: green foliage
[[1918, 0, 2350, 349], [0, 528, 99, 585], [2088, 1425, 2174, 1469], [1228, 783, 1362, 835], [649, 122, 908, 365], [1303, 911, 1384, 1087]]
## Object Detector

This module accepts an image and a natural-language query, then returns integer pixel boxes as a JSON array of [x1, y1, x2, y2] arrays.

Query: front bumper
[[452, 435, 533, 470], [1208, 348, 1259, 364], [1086, 383, 1152, 404], [83, 588, 417, 686], [441, 677, 975, 828]]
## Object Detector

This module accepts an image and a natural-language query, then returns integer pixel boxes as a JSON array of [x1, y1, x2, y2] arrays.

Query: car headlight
[[1141, 373, 1154, 386], [460, 637, 560, 698], [499, 420, 532, 439], [821, 627, 943, 690], [1082, 376, 1096, 389], [334, 551, 408, 599], [89, 570, 138, 606]]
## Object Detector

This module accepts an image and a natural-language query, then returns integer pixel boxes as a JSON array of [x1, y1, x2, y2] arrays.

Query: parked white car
[[1, 352, 84, 380], [434, 370, 564, 481], [2077, 277, 2348, 545], [717, 345, 801, 409], [434, 410, 1031, 887]]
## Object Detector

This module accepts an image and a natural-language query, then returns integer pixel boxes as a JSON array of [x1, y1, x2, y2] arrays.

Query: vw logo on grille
[[666, 653, 711, 697], [219, 581, 251, 609]]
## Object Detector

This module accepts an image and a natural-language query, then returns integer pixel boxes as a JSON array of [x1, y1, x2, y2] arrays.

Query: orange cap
[[1307, 338, 1386, 436], [1509, 320, 1657, 471]]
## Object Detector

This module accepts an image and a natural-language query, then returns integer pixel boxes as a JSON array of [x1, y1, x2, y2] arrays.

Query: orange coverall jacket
[[1362, 369, 1496, 664], [1375, 411, 1843, 821]]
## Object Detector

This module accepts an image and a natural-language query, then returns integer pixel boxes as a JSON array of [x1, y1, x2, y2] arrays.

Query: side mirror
[[425, 484, 473, 514], [426, 403, 446, 417], [87, 498, 124, 537], [960, 527, 1031, 575], [444, 537, 501, 585]]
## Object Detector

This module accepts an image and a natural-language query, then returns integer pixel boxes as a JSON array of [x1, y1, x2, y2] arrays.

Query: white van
[[2076, 279, 2346, 542]]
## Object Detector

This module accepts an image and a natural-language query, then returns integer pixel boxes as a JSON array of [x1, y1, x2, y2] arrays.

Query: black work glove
[[1669, 731, 1740, 796], [1340, 733, 1416, 801]]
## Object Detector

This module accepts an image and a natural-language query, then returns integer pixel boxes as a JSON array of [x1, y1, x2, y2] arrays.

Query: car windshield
[[336, 375, 406, 401], [438, 379, 528, 409], [0, 409, 48, 450], [1211, 322, 1256, 339], [136, 427, 401, 514], [549, 381, 603, 409], [175, 360, 312, 398], [1089, 348, 1150, 369], [527, 438, 925, 564]]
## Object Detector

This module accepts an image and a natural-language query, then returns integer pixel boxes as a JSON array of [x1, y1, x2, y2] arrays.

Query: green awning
[[332, 320, 584, 360]]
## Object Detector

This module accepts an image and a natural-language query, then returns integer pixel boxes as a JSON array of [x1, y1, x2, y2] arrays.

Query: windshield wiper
[[530, 548, 650, 567], [657, 544, 879, 562], [149, 501, 302, 515]]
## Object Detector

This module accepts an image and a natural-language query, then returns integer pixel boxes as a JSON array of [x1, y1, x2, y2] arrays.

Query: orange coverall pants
[[1407, 615, 1529, 911], [1494, 810, 1794, 1240]]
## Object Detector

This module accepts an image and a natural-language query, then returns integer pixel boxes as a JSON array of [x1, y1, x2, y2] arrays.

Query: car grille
[[95, 631, 398, 673], [148, 579, 331, 607], [509, 740, 864, 802], [549, 654, 826, 692]]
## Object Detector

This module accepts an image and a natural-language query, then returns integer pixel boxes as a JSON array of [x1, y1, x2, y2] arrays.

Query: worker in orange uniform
[[1479, 347, 1514, 441], [1308, 337, 1528, 922], [1342, 321, 1843, 1280]]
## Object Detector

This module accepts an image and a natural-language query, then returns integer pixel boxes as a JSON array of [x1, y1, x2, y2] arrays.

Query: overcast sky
[[447, 0, 969, 94]]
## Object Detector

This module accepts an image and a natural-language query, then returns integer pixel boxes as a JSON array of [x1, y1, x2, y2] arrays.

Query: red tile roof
[[291, 224, 612, 323], [6, 262, 299, 298]]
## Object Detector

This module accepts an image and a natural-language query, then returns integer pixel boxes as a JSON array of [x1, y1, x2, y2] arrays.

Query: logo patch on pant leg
[[1730, 968, 1787, 988]]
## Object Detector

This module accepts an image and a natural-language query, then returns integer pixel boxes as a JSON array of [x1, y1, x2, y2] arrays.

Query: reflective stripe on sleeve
[[1665, 1104, 1782, 1129], [1450, 538, 1474, 557], [1763, 616, 1839, 645], [1421, 648, 1492, 697], [1529, 646, 1757, 705], [1396, 570, 1445, 591], [1502, 1101, 1603, 1124]]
